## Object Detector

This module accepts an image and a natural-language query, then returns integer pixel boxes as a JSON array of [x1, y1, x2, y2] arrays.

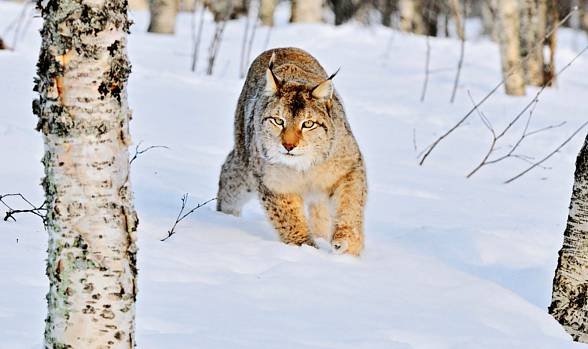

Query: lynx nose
[[282, 142, 296, 152]]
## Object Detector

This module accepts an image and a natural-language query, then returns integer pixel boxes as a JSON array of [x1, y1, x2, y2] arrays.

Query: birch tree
[[497, 0, 526, 96], [549, 133, 588, 343], [148, 0, 179, 34], [33, 0, 138, 347], [398, 0, 427, 34], [291, 0, 324, 23], [520, 0, 547, 86], [260, 0, 278, 25]]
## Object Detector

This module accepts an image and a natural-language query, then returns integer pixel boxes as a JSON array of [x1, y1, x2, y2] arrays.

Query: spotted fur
[[217, 47, 367, 256]]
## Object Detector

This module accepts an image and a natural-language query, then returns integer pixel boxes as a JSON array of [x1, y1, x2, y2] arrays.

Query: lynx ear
[[312, 68, 340, 100], [264, 53, 281, 96]]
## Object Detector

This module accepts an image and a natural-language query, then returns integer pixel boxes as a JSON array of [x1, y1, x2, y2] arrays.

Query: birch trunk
[[290, 0, 324, 23], [448, 0, 464, 40], [481, 0, 499, 41], [398, 0, 427, 34], [497, 0, 526, 96], [148, 0, 179, 34], [582, 0, 588, 32], [33, 0, 138, 347], [549, 133, 588, 343], [520, 0, 547, 86], [260, 0, 278, 26]]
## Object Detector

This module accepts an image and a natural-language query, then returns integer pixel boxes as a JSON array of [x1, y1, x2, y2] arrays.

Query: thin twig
[[244, 0, 260, 76], [262, 25, 272, 51], [207, 17, 229, 76], [450, 0, 467, 103], [505, 121, 588, 184], [0, 193, 47, 226], [239, 4, 252, 78], [191, 0, 206, 72], [161, 195, 216, 241], [418, 9, 578, 166], [129, 141, 169, 165], [420, 35, 431, 102], [463, 44, 588, 177]]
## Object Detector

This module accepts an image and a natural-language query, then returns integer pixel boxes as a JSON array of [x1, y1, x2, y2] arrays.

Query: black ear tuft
[[327, 67, 341, 81]]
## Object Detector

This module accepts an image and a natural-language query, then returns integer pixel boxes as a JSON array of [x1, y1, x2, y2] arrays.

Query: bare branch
[[161, 195, 216, 241], [0, 193, 47, 226], [190, 0, 206, 72], [129, 141, 169, 165], [505, 121, 588, 184], [420, 36, 431, 102], [450, 0, 467, 103], [418, 9, 578, 166], [239, 3, 252, 78], [245, 1, 260, 77], [206, 4, 231, 76]]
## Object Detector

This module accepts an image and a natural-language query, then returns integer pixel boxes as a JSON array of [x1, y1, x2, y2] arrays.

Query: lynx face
[[257, 61, 337, 171]]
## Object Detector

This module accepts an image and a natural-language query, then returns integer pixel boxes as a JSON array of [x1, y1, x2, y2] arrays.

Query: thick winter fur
[[217, 47, 367, 256]]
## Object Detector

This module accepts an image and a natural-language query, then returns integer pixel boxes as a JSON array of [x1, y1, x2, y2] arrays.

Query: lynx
[[216, 48, 367, 256]]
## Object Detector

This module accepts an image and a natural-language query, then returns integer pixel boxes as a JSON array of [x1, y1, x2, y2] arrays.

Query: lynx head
[[258, 54, 339, 171]]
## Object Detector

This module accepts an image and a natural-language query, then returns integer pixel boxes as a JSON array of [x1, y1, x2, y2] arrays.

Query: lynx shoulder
[[217, 47, 366, 256]]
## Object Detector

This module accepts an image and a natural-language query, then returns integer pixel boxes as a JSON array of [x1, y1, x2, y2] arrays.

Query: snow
[[1, 2, 588, 348]]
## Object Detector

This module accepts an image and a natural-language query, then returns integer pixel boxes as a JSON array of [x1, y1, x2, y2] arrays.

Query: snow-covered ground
[[1, 2, 588, 348]]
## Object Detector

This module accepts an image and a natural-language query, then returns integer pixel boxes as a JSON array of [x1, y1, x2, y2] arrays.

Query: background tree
[[497, 0, 526, 95], [549, 132, 588, 343], [520, 0, 547, 86], [260, 0, 278, 25], [291, 0, 324, 23], [148, 0, 179, 34], [398, 0, 438, 35], [33, 0, 138, 347]]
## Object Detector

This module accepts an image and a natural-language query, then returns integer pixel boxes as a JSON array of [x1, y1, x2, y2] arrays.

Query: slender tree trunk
[[260, 0, 278, 25], [291, 0, 323, 23], [381, 0, 395, 27], [33, 0, 138, 347], [331, 0, 356, 25], [148, 0, 179, 34], [581, 0, 588, 32], [520, 0, 547, 86], [448, 0, 464, 40], [482, 0, 499, 41], [545, 0, 558, 86], [497, 0, 526, 96], [549, 133, 588, 343]]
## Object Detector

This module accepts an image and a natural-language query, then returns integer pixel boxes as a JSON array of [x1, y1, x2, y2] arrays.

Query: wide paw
[[331, 228, 363, 256]]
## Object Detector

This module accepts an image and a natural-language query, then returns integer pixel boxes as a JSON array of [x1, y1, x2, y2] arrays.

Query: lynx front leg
[[331, 168, 367, 256], [217, 150, 253, 216], [259, 186, 316, 247], [308, 198, 332, 241]]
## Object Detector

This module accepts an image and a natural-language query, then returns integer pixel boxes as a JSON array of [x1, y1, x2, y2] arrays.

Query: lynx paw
[[331, 227, 363, 256]]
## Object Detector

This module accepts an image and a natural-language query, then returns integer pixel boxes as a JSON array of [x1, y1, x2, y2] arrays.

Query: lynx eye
[[270, 117, 284, 127], [301, 120, 316, 130]]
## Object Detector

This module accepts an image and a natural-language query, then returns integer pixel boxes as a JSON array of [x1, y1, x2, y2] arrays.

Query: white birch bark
[[290, 0, 323, 23], [33, 0, 138, 347], [148, 0, 179, 34], [260, 0, 278, 26], [520, 0, 547, 86], [497, 0, 526, 96], [398, 0, 427, 35], [549, 134, 588, 343]]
